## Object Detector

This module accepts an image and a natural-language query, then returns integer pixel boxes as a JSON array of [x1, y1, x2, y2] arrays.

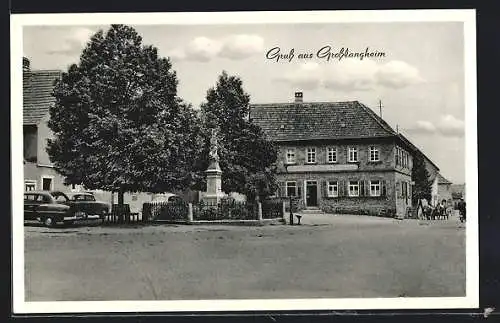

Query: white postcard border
[[11, 9, 478, 313]]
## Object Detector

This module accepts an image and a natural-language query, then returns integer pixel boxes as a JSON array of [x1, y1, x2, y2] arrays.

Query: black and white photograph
[[11, 9, 478, 313]]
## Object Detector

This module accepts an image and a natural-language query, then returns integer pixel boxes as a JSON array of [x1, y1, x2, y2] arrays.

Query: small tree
[[195, 71, 278, 201], [47, 24, 201, 205], [411, 152, 432, 206]]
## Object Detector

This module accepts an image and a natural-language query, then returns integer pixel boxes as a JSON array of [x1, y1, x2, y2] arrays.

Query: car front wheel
[[43, 216, 56, 227]]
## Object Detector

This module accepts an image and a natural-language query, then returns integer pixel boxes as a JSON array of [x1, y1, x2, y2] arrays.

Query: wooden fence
[[101, 204, 145, 225], [262, 199, 285, 219], [102, 198, 285, 226], [142, 200, 189, 222], [192, 200, 257, 221]]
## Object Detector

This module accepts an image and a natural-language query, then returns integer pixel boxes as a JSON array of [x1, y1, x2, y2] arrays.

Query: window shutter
[[323, 180, 328, 197], [279, 181, 286, 197], [339, 180, 345, 197], [359, 180, 364, 197], [364, 180, 369, 196], [382, 180, 387, 197]]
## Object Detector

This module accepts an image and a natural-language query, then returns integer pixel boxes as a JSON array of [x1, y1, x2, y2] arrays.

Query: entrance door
[[306, 181, 318, 207]]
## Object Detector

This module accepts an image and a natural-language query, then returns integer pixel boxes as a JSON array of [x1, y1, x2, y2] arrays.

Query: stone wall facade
[[275, 139, 413, 218]]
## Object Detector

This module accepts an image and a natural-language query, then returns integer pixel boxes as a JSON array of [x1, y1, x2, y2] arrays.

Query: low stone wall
[[320, 196, 396, 217]]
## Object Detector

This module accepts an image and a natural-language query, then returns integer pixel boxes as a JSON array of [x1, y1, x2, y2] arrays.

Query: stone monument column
[[202, 129, 224, 205]]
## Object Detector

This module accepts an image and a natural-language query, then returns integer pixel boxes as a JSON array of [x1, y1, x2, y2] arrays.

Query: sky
[[23, 22, 466, 184]]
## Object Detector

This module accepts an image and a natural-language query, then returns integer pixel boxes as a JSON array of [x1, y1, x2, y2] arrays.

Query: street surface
[[24, 213, 466, 301]]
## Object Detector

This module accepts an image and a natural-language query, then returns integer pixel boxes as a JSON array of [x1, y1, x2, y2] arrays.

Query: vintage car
[[24, 191, 73, 227], [50, 191, 110, 222]]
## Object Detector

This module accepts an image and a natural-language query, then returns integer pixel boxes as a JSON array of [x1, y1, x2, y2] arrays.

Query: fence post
[[188, 203, 193, 223], [282, 201, 286, 222], [258, 202, 263, 221]]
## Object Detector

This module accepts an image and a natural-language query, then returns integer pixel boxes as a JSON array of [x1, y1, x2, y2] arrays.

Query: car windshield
[[73, 194, 96, 201]]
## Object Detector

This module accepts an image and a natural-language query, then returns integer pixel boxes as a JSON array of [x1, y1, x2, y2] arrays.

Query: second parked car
[[50, 191, 110, 223]]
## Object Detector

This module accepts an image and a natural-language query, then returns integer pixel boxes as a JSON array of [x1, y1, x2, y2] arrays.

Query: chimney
[[23, 57, 30, 72], [294, 91, 303, 103]]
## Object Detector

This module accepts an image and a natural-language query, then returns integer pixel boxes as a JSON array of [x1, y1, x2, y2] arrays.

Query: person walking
[[458, 198, 466, 222]]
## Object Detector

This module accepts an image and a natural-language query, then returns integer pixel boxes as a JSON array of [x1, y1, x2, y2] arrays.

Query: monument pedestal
[[202, 160, 224, 205]]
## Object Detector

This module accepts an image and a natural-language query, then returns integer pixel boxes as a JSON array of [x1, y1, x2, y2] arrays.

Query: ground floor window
[[286, 181, 297, 197], [370, 180, 381, 197], [327, 181, 338, 197], [41, 176, 53, 191], [348, 181, 359, 197], [24, 180, 36, 191]]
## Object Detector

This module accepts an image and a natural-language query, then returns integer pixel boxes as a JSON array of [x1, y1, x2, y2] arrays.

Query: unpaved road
[[24, 214, 466, 301]]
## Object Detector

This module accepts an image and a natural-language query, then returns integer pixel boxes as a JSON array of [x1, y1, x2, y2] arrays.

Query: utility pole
[[378, 99, 383, 118]]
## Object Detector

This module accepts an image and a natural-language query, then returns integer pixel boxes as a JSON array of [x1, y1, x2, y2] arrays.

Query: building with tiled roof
[[23, 69, 62, 125], [437, 173, 453, 204], [397, 133, 442, 206], [22, 58, 68, 192], [21, 58, 169, 212], [249, 92, 438, 218], [450, 183, 465, 208]]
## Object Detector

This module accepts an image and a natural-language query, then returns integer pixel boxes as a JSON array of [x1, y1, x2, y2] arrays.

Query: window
[[42, 177, 53, 191], [395, 147, 404, 166], [306, 148, 316, 163], [403, 151, 409, 168], [286, 148, 296, 164], [369, 146, 380, 162], [54, 195, 67, 203], [286, 181, 297, 197], [348, 181, 360, 197], [24, 194, 37, 201], [327, 147, 337, 163], [327, 181, 338, 197], [348, 147, 358, 162], [25, 180, 36, 191], [74, 194, 95, 201], [402, 182, 408, 199], [370, 180, 381, 197]]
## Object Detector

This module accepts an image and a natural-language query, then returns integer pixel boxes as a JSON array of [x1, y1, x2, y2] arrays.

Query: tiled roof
[[249, 101, 398, 142], [437, 173, 452, 185], [23, 70, 62, 125]]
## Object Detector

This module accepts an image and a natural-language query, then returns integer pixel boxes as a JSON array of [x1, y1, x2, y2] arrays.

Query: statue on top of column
[[209, 128, 219, 163]]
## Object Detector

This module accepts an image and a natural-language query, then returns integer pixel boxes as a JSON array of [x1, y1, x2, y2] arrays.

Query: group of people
[[419, 198, 466, 222]]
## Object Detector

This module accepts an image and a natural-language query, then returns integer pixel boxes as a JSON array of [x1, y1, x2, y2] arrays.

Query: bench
[[295, 214, 302, 225]]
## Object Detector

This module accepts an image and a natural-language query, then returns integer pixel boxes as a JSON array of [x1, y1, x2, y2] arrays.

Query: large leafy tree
[[411, 152, 432, 206], [194, 71, 278, 202], [47, 24, 202, 204]]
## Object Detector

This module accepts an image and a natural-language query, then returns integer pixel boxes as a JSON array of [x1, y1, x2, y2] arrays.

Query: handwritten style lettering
[[266, 47, 295, 63]]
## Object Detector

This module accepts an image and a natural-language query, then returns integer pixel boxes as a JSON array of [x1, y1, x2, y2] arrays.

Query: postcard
[[11, 9, 478, 313]]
